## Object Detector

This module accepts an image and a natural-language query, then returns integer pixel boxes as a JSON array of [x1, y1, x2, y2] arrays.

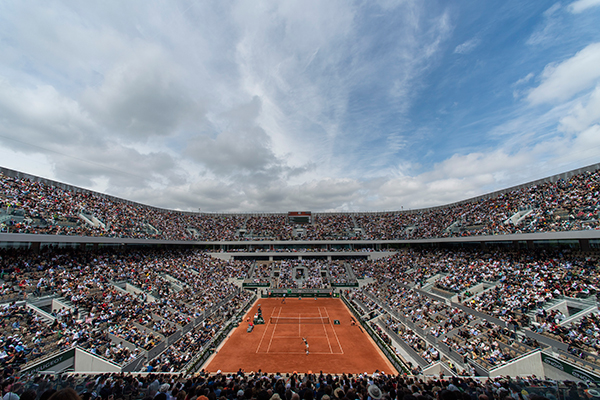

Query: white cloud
[[514, 73, 534, 86], [369, 134, 598, 211], [366, 151, 526, 211], [454, 38, 480, 54], [513, 73, 535, 98], [0, 78, 95, 150], [1, 1, 599, 213], [230, 0, 356, 169], [0, 76, 185, 194], [389, 10, 452, 114], [187, 127, 272, 175], [526, 3, 562, 46], [528, 42, 600, 104], [569, 0, 600, 13], [559, 84, 600, 132], [570, 124, 600, 157], [81, 44, 200, 142]]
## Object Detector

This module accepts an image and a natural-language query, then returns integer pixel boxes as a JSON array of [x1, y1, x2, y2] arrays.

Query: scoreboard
[[288, 211, 311, 224]]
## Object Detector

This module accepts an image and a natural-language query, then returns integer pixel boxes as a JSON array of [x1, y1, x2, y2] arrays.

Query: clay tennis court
[[204, 297, 397, 374]]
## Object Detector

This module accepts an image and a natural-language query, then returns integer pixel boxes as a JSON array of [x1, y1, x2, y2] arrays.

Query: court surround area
[[205, 298, 397, 374]]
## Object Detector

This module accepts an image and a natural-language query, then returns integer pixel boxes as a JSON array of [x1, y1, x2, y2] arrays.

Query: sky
[[1, 0, 600, 213]]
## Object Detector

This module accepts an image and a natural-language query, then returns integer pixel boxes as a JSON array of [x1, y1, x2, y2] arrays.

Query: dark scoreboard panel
[[289, 215, 310, 224], [288, 211, 311, 224]]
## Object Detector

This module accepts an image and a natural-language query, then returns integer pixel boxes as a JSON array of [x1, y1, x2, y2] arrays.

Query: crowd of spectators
[[328, 262, 356, 286], [300, 215, 358, 240], [1, 369, 588, 400], [250, 260, 359, 289], [343, 246, 599, 374], [244, 215, 292, 240], [348, 248, 599, 327], [0, 303, 54, 368], [1, 243, 599, 378], [303, 261, 326, 289], [440, 321, 520, 370], [2, 167, 599, 241], [147, 291, 253, 373], [275, 262, 298, 289], [537, 312, 600, 356], [251, 265, 272, 285], [271, 260, 331, 289], [359, 280, 541, 372], [0, 246, 253, 372], [383, 316, 441, 365], [2, 239, 599, 376], [353, 280, 475, 364], [2, 164, 600, 379], [227, 247, 376, 253]]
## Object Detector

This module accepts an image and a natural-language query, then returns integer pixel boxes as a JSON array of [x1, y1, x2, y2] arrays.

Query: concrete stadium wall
[[74, 348, 121, 373], [421, 362, 457, 377], [52, 298, 74, 313], [543, 364, 586, 382], [489, 351, 544, 378]]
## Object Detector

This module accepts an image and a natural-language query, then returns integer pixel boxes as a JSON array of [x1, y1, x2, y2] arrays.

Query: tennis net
[[269, 316, 330, 324]]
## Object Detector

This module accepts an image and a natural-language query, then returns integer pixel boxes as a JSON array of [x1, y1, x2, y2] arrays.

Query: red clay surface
[[204, 298, 397, 374]]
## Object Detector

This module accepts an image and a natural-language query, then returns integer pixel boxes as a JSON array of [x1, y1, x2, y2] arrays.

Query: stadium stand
[[2, 369, 597, 400], [1, 164, 600, 382], [1, 164, 599, 241]]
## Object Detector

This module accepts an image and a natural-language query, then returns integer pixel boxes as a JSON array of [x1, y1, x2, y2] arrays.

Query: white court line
[[324, 307, 344, 354], [266, 307, 282, 353], [260, 351, 339, 355], [318, 307, 333, 354], [273, 335, 327, 339], [256, 306, 277, 354]]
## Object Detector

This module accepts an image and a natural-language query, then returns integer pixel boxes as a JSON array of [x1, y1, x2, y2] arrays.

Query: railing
[[431, 286, 456, 299], [184, 293, 256, 374], [555, 348, 600, 376], [380, 324, 430, 368], [523, 329, 569, 351], [341, 294, 409, 374], [363, 291, 442, 347], [449, 301, 511, 329], [436, 341, 469, 368], [122, 354, 147, 373], [466, 357, 489, 377], [165, 330, 182, 346], [26, 302, 56, 322]]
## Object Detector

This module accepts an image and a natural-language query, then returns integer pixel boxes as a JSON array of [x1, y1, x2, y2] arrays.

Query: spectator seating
[[2, 166, 599, 241]]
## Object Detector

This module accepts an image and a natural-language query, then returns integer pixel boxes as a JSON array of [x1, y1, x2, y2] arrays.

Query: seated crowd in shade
[[0, 368, 595, 400]]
